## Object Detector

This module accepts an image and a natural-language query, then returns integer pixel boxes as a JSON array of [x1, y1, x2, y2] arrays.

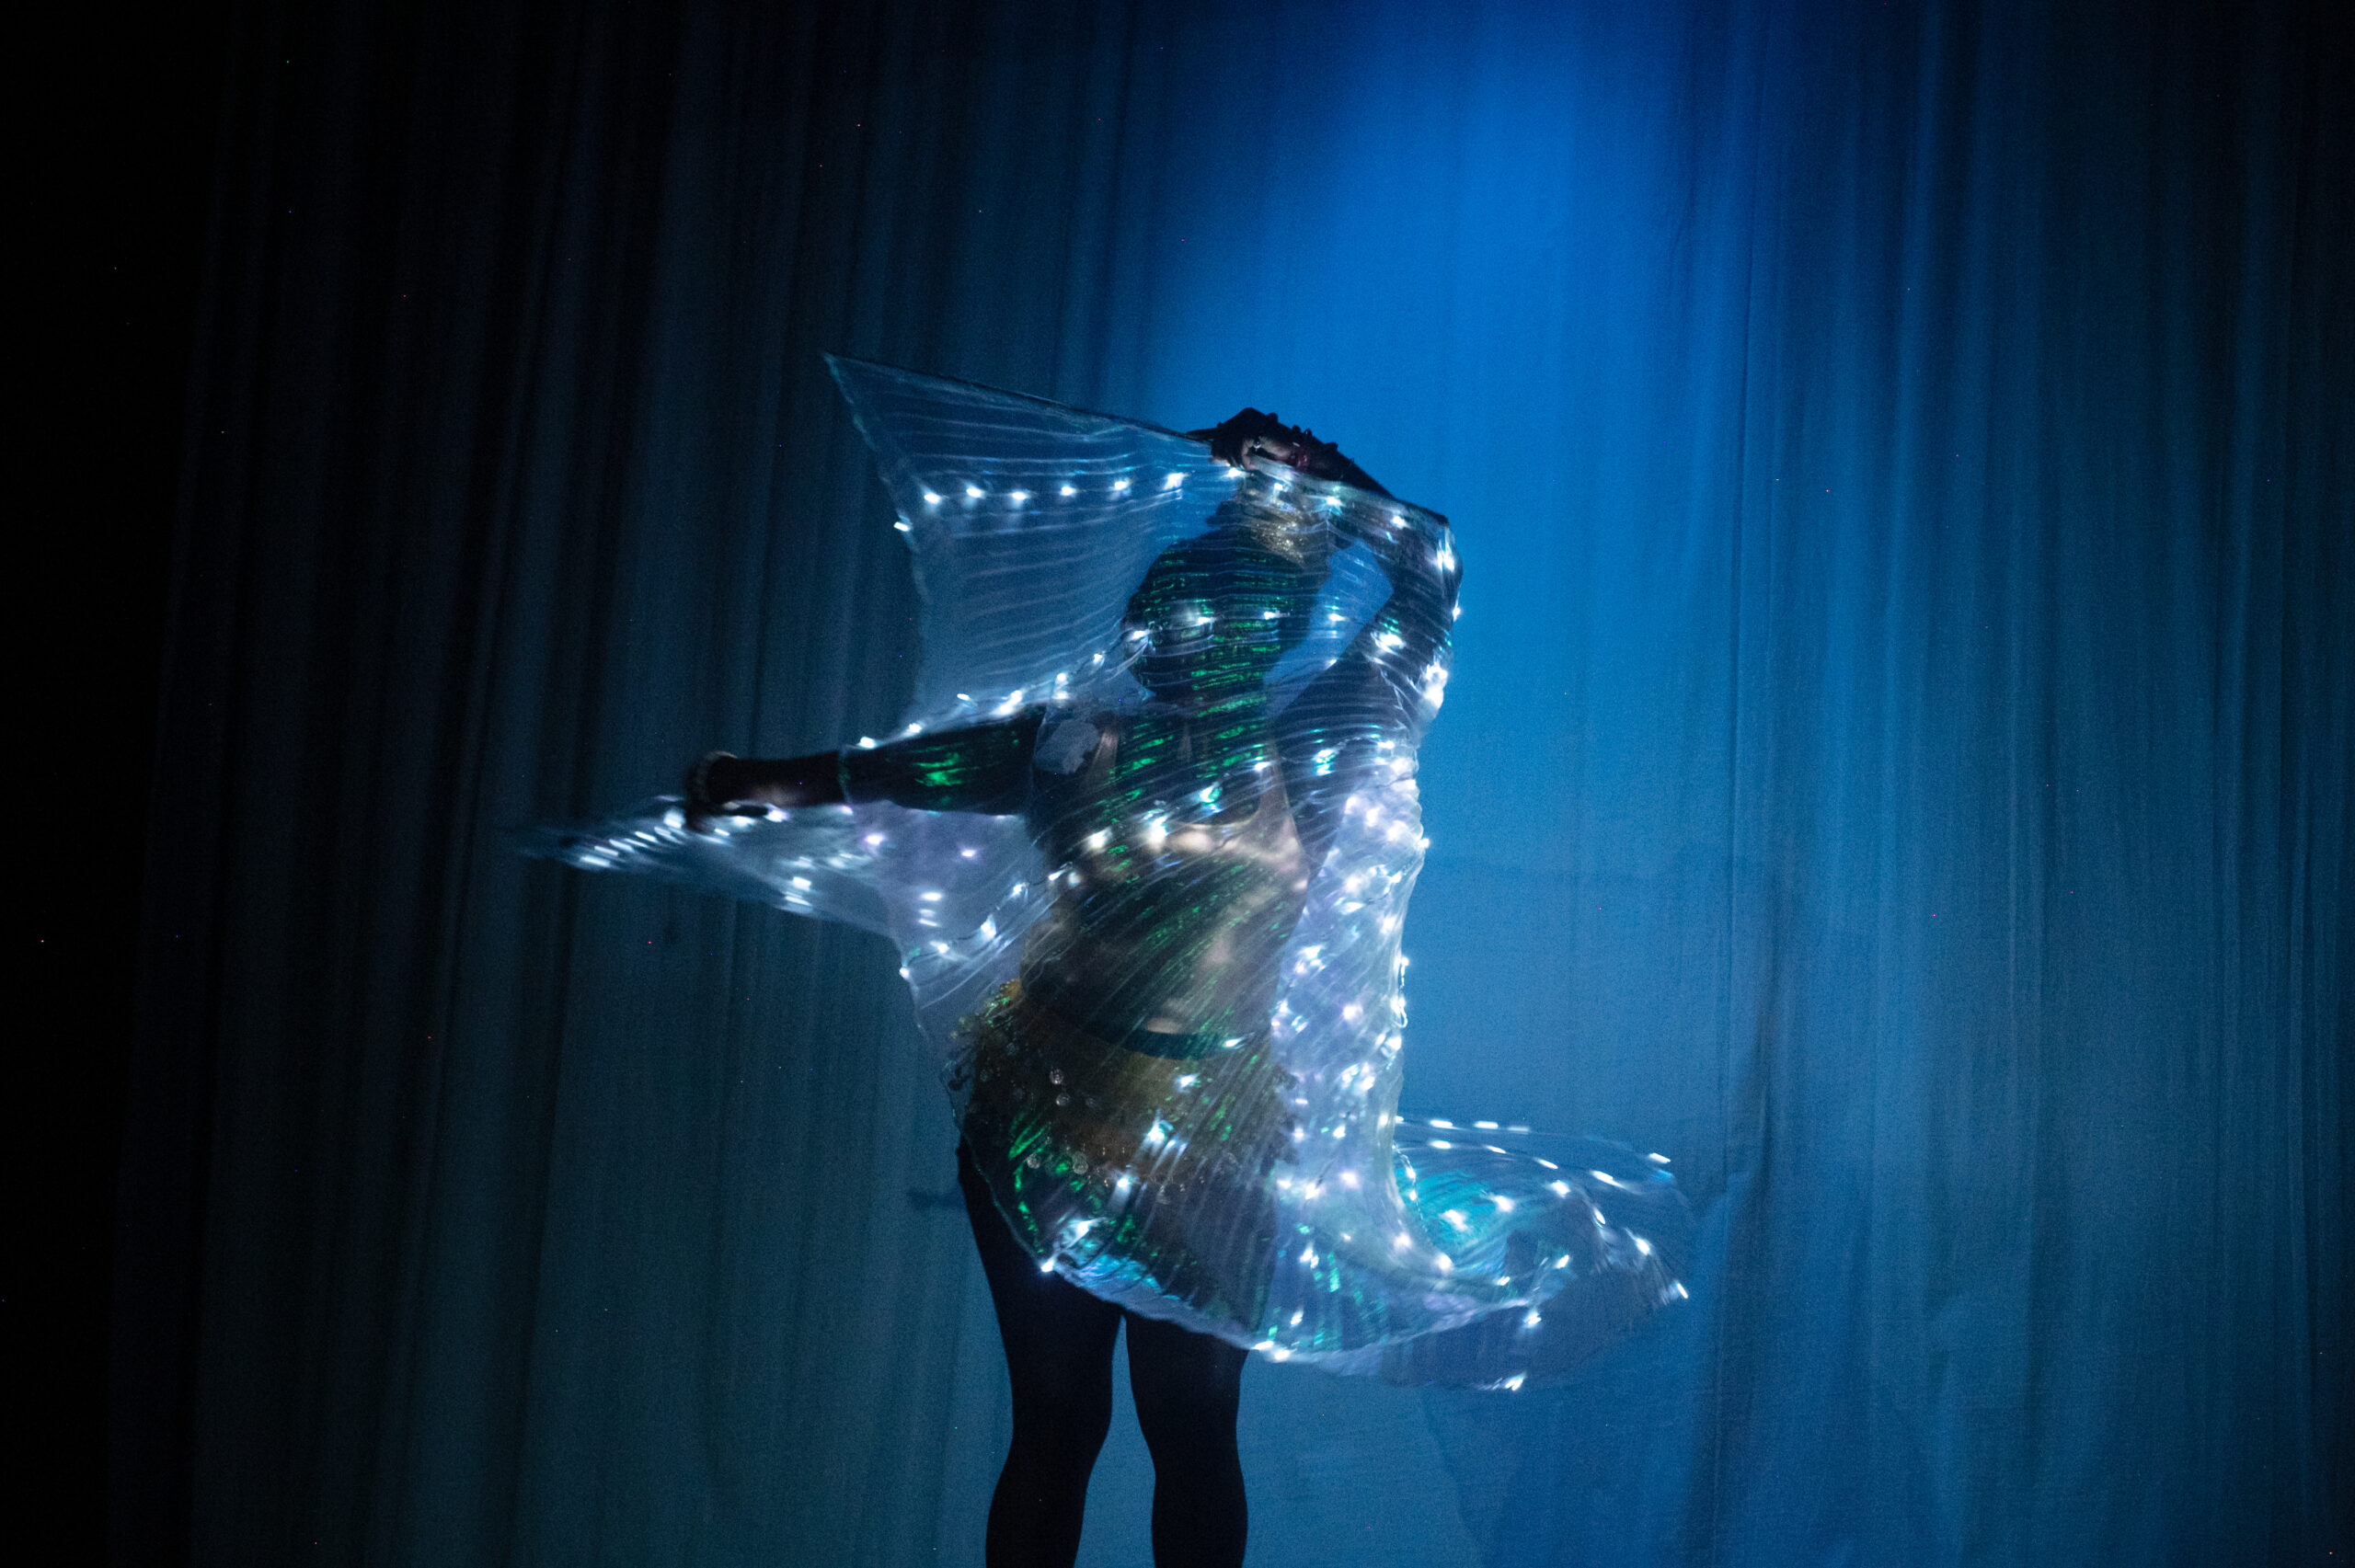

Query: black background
[[24, 0, 227, 1546]]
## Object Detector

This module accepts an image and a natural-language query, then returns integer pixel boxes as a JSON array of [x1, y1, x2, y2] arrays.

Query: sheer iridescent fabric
[[534, 359, 1688, 1385]]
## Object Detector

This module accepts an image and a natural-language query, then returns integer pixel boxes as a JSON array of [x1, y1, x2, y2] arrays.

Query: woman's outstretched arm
[[686, 710, 1045, 828]]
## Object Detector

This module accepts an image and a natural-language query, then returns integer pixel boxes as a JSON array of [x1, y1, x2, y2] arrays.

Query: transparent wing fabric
[[530, 359, 1688, 1384]]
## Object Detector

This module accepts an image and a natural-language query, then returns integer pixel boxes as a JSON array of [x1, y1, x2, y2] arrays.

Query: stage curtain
[[116, 1, 2347, 1562]]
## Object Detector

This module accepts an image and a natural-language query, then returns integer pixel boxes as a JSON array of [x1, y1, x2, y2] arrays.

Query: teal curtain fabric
[[116, 1, 2348, 1562]]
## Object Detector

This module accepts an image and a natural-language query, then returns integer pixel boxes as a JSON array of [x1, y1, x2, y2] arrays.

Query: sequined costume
[[536, 359, 1687, 1385]]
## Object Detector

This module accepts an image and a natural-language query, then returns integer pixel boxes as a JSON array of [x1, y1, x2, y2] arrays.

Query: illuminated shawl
[[536, 359, 1687, 1385]]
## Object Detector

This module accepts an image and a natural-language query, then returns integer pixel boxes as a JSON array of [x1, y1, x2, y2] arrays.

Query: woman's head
[[1122, 495, 1330, 709]]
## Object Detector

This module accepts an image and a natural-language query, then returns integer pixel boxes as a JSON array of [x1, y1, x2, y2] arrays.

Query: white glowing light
[[923, 491, 941, 505], [965, 485, 984, 498], [1060, 484, 1076, 496]]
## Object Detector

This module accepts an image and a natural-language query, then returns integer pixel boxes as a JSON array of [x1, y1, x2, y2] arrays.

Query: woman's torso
[[1017, 706, 1312, 1052]]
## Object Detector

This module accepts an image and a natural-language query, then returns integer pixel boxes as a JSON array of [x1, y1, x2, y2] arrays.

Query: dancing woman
[[684, 410, 1430, 1567], [541, 363, 1685, 1566]]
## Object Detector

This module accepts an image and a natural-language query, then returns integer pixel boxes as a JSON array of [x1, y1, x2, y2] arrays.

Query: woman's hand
[[683, 750, 845, 831], [683, 750, 738, 832], [1186, 407, 1388, 496], [1187, 407, 1292, 469]]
